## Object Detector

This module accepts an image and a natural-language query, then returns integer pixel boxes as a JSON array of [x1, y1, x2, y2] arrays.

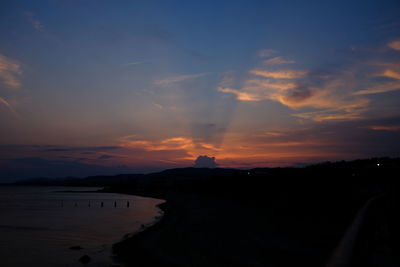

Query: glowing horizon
[[1, 0, 400, 179]]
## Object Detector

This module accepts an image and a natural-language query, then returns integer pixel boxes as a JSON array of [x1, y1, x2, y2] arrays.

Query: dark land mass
[[11, 157, 400, 266]]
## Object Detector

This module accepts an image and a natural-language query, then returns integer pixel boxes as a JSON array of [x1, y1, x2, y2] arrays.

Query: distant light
[[377, 163, 380, 167], [247, 172, 250, 175]]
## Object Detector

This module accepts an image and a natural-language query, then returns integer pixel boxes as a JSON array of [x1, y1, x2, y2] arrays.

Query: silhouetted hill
[[110, 157, 400, 267], [155, 167, 238, 176], [12, 157, 400, 192]]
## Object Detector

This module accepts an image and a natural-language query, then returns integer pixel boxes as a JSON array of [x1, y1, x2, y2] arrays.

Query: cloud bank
[[218, 40, 400, 122]]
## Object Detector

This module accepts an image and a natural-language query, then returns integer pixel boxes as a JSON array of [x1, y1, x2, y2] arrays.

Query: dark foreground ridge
[[14, 158, 400, 266], [109, 158, 400, 267]]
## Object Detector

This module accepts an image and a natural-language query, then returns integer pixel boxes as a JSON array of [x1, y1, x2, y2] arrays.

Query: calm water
[[0, 186, 164, 267]]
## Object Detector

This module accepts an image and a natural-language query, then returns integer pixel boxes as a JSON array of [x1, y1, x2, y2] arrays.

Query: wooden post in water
[[114, 201, 117, 208], [101, 201, 104, 207], [88, 201, 91, 207], [127, 201, 130, 208]]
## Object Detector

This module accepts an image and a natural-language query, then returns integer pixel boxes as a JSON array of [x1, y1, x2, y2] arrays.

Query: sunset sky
[[1, 0, 400, 180]]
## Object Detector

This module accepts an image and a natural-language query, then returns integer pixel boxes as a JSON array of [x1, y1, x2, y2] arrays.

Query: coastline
[[3, 160, 398, 266], [109, 172, 399, 267], [110, 190, 357, 267], [112, 200, 173, 266]]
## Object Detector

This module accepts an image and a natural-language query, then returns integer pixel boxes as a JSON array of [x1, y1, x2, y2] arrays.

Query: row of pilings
[[60, 200, 131, 208]]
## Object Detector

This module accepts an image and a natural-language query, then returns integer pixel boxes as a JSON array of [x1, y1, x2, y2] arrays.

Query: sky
[[1, 0, 400, 180]]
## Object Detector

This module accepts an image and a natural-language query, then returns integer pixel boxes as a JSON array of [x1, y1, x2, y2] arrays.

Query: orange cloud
[[208, 129, 349, 168], [293, 110, 364, 122], [246, 79, 298, 91], [250, 69, 309, 79], [379, 69, 400, 80], [366, 125, 400, 131], [255, 131, 287, 137], [0, 54, 22, 88], [388, 40, 400, 51], [353, 81, 400, 95], [120, 136, 219, 160], [220, 66, 369, 121], [218, 45, 400, 122], [218, 87, 260, 101]]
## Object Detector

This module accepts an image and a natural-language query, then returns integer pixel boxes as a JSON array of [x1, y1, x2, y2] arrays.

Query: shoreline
[[112, 197, 173, 266], [110, 190, 339, 267], [109, 187, 388, 267], [107, 190, 169, 266]]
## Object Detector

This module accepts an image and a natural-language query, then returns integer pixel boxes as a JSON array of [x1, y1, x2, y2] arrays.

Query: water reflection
[[0, 186, 164, 267]]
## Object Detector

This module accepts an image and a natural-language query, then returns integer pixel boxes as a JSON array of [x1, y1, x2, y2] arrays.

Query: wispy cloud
[[366, 125, 400, 131], [125, 61, 145, 66], [388, 40, 400, 51], [24, 11, 44, 32], [219, 49, 375, 121], [352, 58, 400, 95], [354, 81, 400, 95], [218, 71, 236, 88], [0, 97, 19, 117], [218, 87, 260, 101], [154, 73, 209, 87], [152, 102, 164, 110], [292, 106, 367, 122], [98, 154, 114, 160], [120, 136, 219, 160], [41, 146, 120, 153], [0, 54, 22, 89], [258, 49, 277, 58], [249, 69, 308, 79], [377, 69, 400, 80], [246, 79, 298, 91], [263, 57, 295, 65], [219, 40, 400, 122], [219, 80, 369, 122]]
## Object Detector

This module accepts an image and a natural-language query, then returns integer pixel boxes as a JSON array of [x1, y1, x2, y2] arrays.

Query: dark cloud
[[0, 143, 194, 181], [43, 148, 73, 152], [41, 146, 120, 152], [98, 154, 113, 159], [194, 155, 218, 168], [0, 157, 133, 181], [286, 86, 313, 102]]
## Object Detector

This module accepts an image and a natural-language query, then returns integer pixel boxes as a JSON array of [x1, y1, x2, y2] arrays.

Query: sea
[[0, 186, 164, 267]]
